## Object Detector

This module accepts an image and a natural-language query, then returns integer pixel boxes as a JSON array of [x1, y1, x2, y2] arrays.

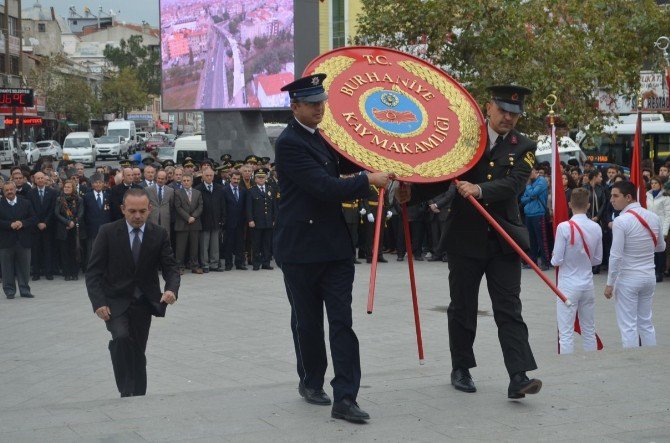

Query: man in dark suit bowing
[[85, 188, 180, 398], [274, 73, 391, 423], [396, 85, 542, 400]]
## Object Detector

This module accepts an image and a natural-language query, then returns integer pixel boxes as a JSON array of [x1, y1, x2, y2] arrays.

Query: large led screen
[[160, 0, 295, 111]]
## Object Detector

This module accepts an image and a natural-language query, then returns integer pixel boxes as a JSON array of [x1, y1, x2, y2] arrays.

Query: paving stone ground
[[1, 259, 669, 442]]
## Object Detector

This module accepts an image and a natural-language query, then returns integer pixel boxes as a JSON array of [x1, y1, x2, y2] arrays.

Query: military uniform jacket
[[273, 118, 369, 263], [246, 185, 276, 229], [414, 128, 535, 258], [342, 199, 361, 224]]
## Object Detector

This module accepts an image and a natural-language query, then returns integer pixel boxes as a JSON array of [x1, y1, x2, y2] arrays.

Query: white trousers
[[556, 286, 597, 354], [614, 275, 656, 348]]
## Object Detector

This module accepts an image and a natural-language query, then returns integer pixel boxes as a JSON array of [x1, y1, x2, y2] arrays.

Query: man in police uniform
[[246, 168, 276, 270], [397, 85, 542, 399], [274, 73, 391, 423]]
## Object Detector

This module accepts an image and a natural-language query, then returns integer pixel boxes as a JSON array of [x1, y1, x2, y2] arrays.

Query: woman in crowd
[[54, 180, 86, 281], [646, 176, 670, 282]]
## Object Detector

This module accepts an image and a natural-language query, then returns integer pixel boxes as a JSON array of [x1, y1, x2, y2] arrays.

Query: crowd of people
[[0, 153, 280, 298]]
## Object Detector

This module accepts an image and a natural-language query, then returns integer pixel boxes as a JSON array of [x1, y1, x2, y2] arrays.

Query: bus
[[580, 113, 670, 168]]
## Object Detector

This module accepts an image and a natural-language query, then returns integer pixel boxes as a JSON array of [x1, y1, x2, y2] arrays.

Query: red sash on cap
[[627, 210, 658, 247], [568, 220, 591, 258]]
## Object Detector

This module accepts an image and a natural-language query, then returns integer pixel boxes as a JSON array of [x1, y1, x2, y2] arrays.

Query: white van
[[535, 135, 586, 167], [63, 132, 97, 167], [0, 138, 25, 168], [107, 120, 137, 152], [173, 134, 208, 164]]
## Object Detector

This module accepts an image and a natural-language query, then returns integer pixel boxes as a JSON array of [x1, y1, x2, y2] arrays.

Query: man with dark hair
[[86, 187, 179, 397], [222, 170, 247, 270], [521, 165, 550, 270], [29, 172, 58, 280], [0, 181, 37, 299], [109, 168, 142, 221], [605, 181, 666, 348], [82, 174, 112, 258]]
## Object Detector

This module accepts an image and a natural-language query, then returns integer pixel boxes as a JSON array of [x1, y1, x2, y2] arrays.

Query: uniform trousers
[[251, 227, 272, 267], [199, 228, 220, 270], [614, 275, 656, 348], [556, 285, 597, 354], [223, 224, 245, 268], [280, 259, 361, 402], [0, 245, 31, 297], [106, 297, 152, 396], [175, 230, 200, 269], [447, 238, 537, 376], [345, 223, 359, 254]]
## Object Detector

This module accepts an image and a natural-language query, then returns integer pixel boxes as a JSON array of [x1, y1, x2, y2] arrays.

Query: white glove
[[386, 210, 393, 219], [367, 213, 375, 223], [359, 208, 367, 215]]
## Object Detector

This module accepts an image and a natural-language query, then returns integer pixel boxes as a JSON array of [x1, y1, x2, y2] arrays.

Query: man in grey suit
[[138, 164, 157, 188], [174, 174, 203, 274], [146, 170, 174, 238]]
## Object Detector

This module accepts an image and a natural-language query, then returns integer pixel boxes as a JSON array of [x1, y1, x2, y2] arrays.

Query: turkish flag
[[372, 108, 417, 123]]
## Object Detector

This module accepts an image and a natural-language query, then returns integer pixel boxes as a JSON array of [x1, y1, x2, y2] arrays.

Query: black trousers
[[31, 228, 54, 276], [106, 298, 152, 396], [280, 260, 361, 402], [251, 227, 272, 266], [364, 220, 386, 259], [59, 233, 79, 278], [396, 220, 424, 257], [223, 224, 245, 267], [447, 238, 537, 376]]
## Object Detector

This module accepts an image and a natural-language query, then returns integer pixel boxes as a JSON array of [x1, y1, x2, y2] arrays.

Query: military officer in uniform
[[341, 180, 361, 264], [397, 85, 542, 399], [246, 168, 276, 270], [274, 73, 391, 423]]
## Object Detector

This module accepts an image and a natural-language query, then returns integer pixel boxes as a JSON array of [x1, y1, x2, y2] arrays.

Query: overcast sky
[[54, 0, 159, 27]]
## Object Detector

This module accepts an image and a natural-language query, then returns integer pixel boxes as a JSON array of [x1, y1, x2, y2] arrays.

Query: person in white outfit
[[605, 181, 666, 348], [551, 188, 603, 354], [645, 176, 670, 282]]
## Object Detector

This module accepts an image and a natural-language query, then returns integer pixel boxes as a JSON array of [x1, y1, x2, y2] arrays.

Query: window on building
[[332, 0, 346, 49], [38, 23, 46, 32], [8, 16, 17, 36], [10, 56, 19, 75]]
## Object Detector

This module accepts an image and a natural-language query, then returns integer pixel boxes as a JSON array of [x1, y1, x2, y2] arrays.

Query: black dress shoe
[[224, 266, 233, 271], [64, 276, 72, 281], [451, 368, 476, 393], [353, 259, 361, 264], [32, 275, 40, 281], [252, 266, 260, 271], [377, 256, 388, 263], [210, 268, 224, 272], [202, 268, 210, 273], [427, 256, 441, 262], [414, 256, 424, 261], [46, 275, 54, 280], [508, 372, 542, 399], [331, 398, 370, 423], [236, 265, 248, 270], [262, 265, 274, 270], [6, 295, 15, 299], [120, 393, 134, 398], [20, 294, 35, 298], [298, 383, 331, 405]]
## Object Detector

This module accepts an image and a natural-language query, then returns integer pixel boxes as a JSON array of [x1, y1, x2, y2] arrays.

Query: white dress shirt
[[551, 214, 603, 289], [607, 202, 667, 285]]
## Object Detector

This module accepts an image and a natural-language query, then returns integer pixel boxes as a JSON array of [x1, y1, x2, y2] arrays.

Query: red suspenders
[[568, 220, 591, 258], [627, 210, 658, 247]]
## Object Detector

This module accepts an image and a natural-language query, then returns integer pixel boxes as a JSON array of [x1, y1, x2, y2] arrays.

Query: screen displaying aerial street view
[[160, 0, 294, 111]]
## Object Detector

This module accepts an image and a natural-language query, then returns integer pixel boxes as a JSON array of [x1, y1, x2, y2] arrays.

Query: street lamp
[[655, 36, 670, 107]]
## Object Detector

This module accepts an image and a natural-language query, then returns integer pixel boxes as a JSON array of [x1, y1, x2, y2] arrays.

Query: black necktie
[[233, 187, 238, 201], [207, 184, 212, 193], [131, 228, 141, 264], [491, 134, 503, 151], [96, 193, 102, 209], [39, 189, 44, 203], [158, 186, 163, 204]]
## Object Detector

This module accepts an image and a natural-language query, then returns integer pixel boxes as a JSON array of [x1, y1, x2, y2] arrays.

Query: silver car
[[21, 142, 40, 165], [36, 140, 63, 159]]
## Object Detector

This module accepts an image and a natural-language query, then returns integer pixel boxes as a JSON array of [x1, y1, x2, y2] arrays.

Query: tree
[[355, 0, 670, 134], [100, 68, 148, 118], [104, 35, 161, 95]]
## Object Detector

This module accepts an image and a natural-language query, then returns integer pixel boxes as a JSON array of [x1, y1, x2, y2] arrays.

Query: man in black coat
[[10, 167, 32, 196], [222, 170, 248, 270], [246, 168, 276, 270], [274, 73, 390, 423], [82, 174, 112, 257], [85, 188, 180, 398], [109, 167, 141, 221], [29, 171, 58, 280], [195, 167, 226, 272], [398, 85, 542, 399], [0, 181, 37, 299]]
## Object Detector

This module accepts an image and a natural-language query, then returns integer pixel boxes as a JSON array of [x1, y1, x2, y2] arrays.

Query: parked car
[[21, 142, 40, 165], [145, 135, 167, 152], [36, 140, 63, 159], [156, 146, 175, 163], [95, 135, 129, 160], [0, 138, 26, 168]]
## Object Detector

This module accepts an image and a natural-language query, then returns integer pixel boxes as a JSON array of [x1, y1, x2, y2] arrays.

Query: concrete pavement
[[1, 259, 669, 442]]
